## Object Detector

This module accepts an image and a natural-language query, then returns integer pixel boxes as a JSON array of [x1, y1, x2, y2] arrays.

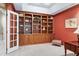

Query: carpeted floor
[[6, 43, 75, 56]]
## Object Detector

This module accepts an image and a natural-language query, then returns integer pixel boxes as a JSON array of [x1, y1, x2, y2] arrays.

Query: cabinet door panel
[[24, 35, 29, 45], [49, 34, 53, 42], [29, 35, 33, 44], [19, 34, 29, 46], [19, 34, 24, 46], [42, 34, 46, 42], [45, 34, 49, 42]]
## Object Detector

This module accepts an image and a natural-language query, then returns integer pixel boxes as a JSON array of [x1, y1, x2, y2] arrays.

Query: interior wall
[[6, 3, 15, 11], [53, 5, 79, 42], [0, 4, 6, 55], [0, 4, 5, 34], [0, 6, 6, 37], [0, 14, 3, 34], [50, 3, 77, 15]]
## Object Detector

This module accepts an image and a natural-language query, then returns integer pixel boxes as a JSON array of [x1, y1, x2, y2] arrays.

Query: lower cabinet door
[[28, 35, 33, 44], [19, 34, 29, 46], [24, 35, 29, 45], [19, 34, 53, 45], [19, 34, 24, 46], [45, 34, 49, 42]]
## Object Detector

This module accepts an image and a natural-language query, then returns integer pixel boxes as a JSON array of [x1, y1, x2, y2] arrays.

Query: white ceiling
[[27, 3, 55, 8], [14, 3, 78, 15]]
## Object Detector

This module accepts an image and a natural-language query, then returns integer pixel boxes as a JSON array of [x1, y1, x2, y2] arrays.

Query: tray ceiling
[[27, 3, 55, 8], [14, 3, 77, 15]]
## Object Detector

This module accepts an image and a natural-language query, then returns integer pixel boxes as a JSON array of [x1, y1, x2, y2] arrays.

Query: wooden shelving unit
[[48, 15, 53, 34], [24, 13, 32, 34], [17, 11, 53, 46], [33, 15, 41, 33], [42, 16, 47, 33], [18, 12, 24, 34]]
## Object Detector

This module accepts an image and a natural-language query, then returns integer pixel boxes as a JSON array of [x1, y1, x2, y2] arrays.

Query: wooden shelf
[[19, 14, 24, 17], [25, 16, 32, 18]]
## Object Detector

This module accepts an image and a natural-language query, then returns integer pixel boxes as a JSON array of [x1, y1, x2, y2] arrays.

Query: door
[[7, 10, 19, 53]]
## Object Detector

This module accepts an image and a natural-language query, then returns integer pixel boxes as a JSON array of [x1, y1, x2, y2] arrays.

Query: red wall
[[6, 3, 15, 11], [53, 5, 79, 42]]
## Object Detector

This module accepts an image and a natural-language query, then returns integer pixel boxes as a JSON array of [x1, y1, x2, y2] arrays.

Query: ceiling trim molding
[[52, 4, 78, 15]]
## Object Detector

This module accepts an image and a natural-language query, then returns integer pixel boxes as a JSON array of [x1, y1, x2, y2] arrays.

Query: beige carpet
[[6, 43, 75, 56]]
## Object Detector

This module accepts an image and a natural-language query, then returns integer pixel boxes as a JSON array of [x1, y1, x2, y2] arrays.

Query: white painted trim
[[17, 12, 19, 47], [7, 46, 18, 53]]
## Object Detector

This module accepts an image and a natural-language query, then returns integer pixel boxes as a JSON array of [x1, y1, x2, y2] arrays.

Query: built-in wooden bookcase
[[17, 11, 53, 46], [42, 16, 47, 33], [48, 15, 53, 33], [19, 12, 32, 34], [24, 13, 32, 34], [18, 12, 53, 34], [33, 15, 41, 33], [19, 12, 24, 34]]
